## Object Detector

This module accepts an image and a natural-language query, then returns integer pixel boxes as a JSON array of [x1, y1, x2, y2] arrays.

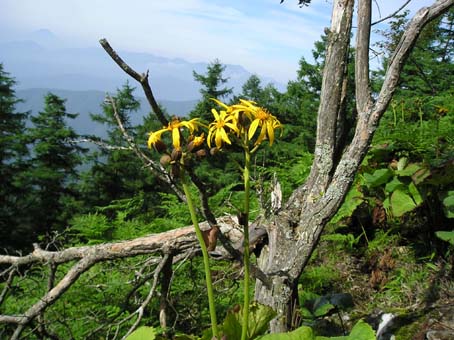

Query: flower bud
[[187, 141, 196, 153], [153, 140, 167, 153], [210, 147, 219, 156], [160, 154, 171, 166], [171, 148, 183, 162], [195, 149, 207, 158]]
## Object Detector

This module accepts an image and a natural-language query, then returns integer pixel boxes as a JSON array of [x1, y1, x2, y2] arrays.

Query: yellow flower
[[191, 133, 205, 148], [187, 133, 205, 152], [235, 99, 282, 146], [147, 130, 167, 150], [147, 118, 201, 150], [207, 109, 239, 149]]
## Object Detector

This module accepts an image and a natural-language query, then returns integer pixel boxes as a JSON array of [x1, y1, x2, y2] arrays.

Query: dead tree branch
[[371, 0, 411, 26], [99, 39, 168, 126], [70, 137, 132, 151], [0, 216, 243, 338], [106, 96, 186, 202], [255, 0, 454, 333], [116, 254, 173, 340]]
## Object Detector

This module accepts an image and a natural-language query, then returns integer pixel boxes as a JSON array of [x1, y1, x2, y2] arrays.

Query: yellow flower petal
[[211, 98, 229, 110], [267, 121, 275, 145], [172, 127, 181, 149], [248, 118, 260, 140]]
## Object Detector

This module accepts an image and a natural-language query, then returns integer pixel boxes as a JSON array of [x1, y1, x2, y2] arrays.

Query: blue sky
[[0, 0, 435, 83]]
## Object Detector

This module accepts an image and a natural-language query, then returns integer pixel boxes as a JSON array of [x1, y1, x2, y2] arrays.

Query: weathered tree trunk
[[254, 0, 454, 333]]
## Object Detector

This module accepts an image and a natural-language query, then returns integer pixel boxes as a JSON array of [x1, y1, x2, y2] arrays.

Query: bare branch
[[99, 40, 255, 286], [99, 38, 168, 126], [159, 253, 173, 334], [304, 0, 354, 200], [70, 137, 132, 151], [0, 269, 16, 306], [107, 96, 186, 203], [372, 0, 411, 26], [120, 254, 172, 340], [9, 256, 97, 340], [373, 0, 454, 124]]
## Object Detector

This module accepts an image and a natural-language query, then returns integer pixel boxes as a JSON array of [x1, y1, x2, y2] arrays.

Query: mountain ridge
[[1, 29, 285, 101]]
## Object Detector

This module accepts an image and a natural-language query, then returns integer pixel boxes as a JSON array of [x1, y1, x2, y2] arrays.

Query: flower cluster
[[207, 99, 282, 151], [146, 99, 282, 176], [147, 117, 206, 177]]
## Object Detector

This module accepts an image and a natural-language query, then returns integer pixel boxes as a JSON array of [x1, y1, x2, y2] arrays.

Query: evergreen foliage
[[26, 93, 85, 238], [190, 59, 233, 122], [0, 64, 31, 251]]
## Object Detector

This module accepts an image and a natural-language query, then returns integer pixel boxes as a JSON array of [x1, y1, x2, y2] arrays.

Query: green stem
[[181, 175, 219, 339], [241, 148, 251, 340]]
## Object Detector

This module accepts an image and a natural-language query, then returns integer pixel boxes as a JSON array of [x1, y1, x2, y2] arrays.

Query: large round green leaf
[[125, 326, 157, 340], [391, 189, 417, 217]]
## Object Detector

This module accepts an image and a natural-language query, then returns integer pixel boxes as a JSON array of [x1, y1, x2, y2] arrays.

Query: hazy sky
[[0, 0, 434, 83]]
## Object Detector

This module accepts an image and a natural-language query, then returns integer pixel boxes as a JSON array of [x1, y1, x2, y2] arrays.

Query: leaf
[[331, 185, 363, 223], [347, 320, 376, 339], [397, 157, 408, 171], [408, 182, 423, 206], [257, 325, 315, 340], [174, 335, 200, 340], [221, 311, 242, 340], [383, 197, 391, 216], [313, 302, 335, 317], [220, 302, 277, 340], [363, 168, 393, 188], [248, 302, 278, 339], [202, 226, 219, 251], [384, 177, 404, 193], [125, 326, 157, 340], [299, 306, 314, 319], [435, 231, 454, 246], [390, 189, 417, 217], [441, 191, 454, 218], [396, 163, 421, 177], [318, 320, 376, 340], [412, 167, 431, 185]]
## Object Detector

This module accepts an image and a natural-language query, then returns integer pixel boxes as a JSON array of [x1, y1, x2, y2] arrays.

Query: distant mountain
[[1, 30, 285, 101], [16, 88, 198, 138]]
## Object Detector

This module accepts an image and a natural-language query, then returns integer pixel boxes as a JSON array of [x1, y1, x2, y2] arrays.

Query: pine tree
[[0, 64, 31, 251], [190, 59, 233, 122], [26, 93, 84, 238]]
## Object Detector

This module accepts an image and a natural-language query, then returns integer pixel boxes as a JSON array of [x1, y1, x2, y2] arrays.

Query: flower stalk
[[181, 173, 219, 339], [241, 143, 251, 340]]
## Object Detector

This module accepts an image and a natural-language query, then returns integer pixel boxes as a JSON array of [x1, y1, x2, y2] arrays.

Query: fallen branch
[[0, 216, 243, 339]]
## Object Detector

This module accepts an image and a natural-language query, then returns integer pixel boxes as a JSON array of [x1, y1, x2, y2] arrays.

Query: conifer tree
[[0, 64, 31, 251], [190, 59, 233, 122], [26, 93, 84, 238]]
